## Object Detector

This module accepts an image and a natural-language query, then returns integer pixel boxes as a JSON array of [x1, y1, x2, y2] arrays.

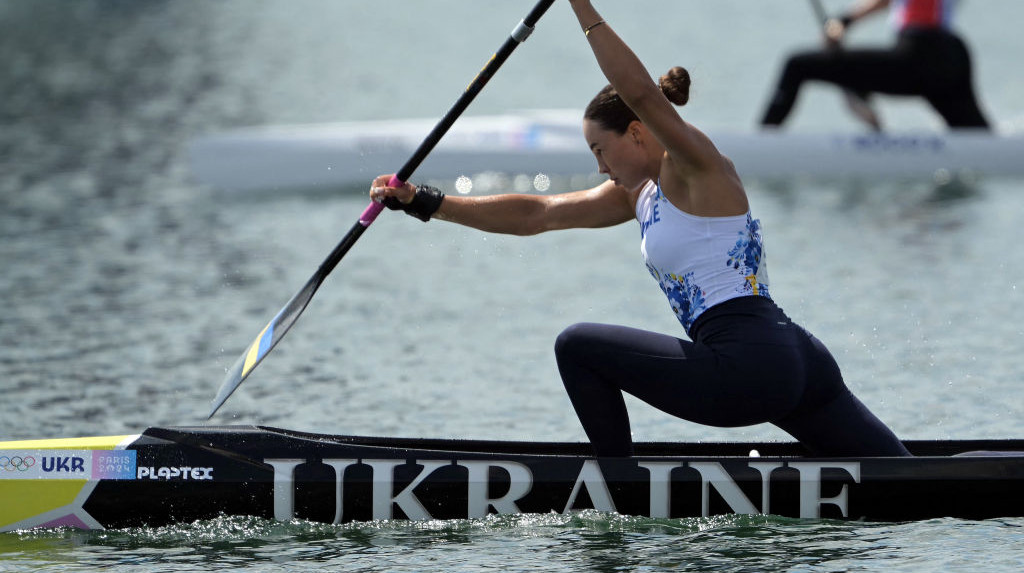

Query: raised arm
[[567, 0, 747, 216], [567, 0, 719, 174], [370, 176, 634, 236]]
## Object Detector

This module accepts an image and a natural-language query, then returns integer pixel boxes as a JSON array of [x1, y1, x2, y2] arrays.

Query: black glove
[[383, 184, 445, 222]]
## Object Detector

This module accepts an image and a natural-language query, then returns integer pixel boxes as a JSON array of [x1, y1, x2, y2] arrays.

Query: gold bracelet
[[583, 20, 606, 37]]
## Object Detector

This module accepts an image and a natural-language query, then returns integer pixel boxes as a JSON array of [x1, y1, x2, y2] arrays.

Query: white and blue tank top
[[636, 179, 771, 333]]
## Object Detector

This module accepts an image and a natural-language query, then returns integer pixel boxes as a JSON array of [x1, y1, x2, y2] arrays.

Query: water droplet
[[533, 173, 550, 192]]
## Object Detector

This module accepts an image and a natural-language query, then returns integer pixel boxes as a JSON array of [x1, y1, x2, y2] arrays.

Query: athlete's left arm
[[567, 0, 721, 175]]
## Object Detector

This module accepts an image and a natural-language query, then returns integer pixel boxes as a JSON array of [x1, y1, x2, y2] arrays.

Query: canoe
[[3, 426, 1023, 531], [187, 109, 1024, 192]]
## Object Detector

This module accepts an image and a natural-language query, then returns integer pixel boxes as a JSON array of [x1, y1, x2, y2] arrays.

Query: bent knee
[[554, 322, 599, 360]]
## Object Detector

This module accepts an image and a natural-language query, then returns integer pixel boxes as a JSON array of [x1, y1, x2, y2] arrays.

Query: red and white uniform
[[890, 0, 955, 30]]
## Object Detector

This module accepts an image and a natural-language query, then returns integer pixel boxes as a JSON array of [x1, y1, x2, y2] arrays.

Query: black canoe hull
[[3, 426, 1024, 531]]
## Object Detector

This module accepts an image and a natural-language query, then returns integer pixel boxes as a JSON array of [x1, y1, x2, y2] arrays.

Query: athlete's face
[[582, 119, 650, 192]]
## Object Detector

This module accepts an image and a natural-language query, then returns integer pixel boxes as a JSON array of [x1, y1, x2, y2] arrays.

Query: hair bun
[[659, 66, 691, 107]]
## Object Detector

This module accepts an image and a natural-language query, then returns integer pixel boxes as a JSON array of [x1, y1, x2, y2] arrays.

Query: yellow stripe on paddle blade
[[241, 322, 273, 377]]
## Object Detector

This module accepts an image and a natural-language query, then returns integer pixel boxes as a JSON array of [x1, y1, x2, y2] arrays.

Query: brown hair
[[583, 66, 691, 134]]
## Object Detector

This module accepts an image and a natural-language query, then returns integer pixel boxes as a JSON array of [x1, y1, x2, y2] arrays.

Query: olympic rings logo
[[0, 455, 36, 471]]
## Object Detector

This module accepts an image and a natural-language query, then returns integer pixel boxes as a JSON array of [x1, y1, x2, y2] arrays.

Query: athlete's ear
[[629, 120, 644, 145]]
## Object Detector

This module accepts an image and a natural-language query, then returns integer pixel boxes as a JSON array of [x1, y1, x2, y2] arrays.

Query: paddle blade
[[208, 277, 319, 419]]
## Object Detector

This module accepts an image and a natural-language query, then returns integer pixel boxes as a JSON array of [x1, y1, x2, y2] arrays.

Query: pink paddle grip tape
[[360, 175, 406, 226], [359, 201, 384, 226]]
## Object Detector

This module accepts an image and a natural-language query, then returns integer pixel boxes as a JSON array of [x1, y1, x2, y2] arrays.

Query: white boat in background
[[187, 109, 1024, 193]]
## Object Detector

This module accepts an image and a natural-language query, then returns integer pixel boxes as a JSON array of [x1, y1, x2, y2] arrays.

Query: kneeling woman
[[371, 0, 910, 458]]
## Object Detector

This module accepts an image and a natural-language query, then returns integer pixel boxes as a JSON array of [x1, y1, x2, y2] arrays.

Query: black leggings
[[761, 28, 989, 129], [555, 297, 911, 457]]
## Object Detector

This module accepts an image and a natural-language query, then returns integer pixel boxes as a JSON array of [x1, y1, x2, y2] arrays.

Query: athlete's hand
[[823, 18, 847, 48], [369, 174, 416, 205]]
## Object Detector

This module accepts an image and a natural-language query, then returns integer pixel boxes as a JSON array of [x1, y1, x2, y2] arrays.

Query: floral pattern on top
[[726, 214, 770, 298], [646, 264, 708, 332]]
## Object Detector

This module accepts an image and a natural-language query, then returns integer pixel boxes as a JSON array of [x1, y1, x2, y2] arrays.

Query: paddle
[[808, 0, 882, 131], [207, 0, 557, 419]]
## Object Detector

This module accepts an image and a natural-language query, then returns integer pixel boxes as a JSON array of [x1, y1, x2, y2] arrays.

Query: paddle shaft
[[806, 0, 882, 131], [208, 0, 556, 418], [809, 0, 830, 24], [330, 0, 557, 277]]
